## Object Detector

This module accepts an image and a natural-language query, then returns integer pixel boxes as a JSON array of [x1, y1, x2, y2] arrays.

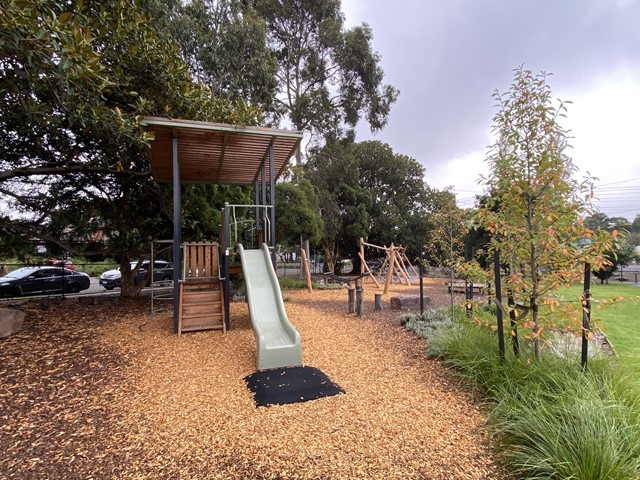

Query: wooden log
[[355, 285, 364, 316], [401, 250, 419, 277], [374, 293, 382, 311], [383, 244, 396, 295], [300, 247, 313, 293], [394, 252, 411, 285], [347, 287, 355, 314], [358, 251, 381, 288], [390, 295, 431, 311]]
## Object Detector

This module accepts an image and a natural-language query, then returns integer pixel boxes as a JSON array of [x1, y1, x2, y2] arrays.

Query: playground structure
[[359, 238, 419, 294], [141, 117, 304, 370], [239, 244, 302, 370]]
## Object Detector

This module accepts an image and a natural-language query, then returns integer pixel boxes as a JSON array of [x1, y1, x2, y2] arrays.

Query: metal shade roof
[[141, 117, 303, 185]]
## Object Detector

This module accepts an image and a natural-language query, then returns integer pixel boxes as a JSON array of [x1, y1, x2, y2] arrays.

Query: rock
[[390, 295, 431, 311], [0, 308, 25, 339]]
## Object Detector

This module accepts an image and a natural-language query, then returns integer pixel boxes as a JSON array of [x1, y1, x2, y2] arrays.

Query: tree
[[583, 213, 631, 233], [355, 141, 431, 255], [477, 67, 612, 361], [306, 138, 436, 273], [0, 0, 260, 296], [426, 190, 468, 317], [275, 179, 324, 249], [253, 0, 399, 162], [305, 139, 369, 273], [145, 0, 279, 121], [592, 237, 636, 284]]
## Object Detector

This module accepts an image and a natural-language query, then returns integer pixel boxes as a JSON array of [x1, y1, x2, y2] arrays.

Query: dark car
[[99, 260, 173, 290], [0, 266, 91, 297]]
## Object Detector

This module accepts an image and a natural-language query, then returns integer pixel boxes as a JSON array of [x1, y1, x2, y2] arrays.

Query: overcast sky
[[342, 0, 640, 219]]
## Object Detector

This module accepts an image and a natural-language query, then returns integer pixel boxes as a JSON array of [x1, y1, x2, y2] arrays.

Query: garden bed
[[0, 280, 500, 479]]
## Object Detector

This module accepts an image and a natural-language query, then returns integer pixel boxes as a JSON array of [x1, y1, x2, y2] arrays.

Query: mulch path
[[0, 279, 500, 479]]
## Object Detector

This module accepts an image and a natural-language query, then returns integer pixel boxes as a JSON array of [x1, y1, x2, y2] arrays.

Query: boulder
[[0, 308, 25, 339], [390, 295, 431, 311]]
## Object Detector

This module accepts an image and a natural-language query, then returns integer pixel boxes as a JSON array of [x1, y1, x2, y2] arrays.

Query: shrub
[[426, 317, 640, 479], [400, 308, 454, 340]]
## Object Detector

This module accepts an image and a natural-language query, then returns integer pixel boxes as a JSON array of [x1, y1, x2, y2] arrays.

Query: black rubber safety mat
[[244, 366, 345, 407]]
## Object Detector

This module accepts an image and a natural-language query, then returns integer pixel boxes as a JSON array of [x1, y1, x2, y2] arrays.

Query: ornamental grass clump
[[425, 316, 640, 480]]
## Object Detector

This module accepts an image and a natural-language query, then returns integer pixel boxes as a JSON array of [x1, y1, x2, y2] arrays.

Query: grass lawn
[[564, 282, 640, 372]]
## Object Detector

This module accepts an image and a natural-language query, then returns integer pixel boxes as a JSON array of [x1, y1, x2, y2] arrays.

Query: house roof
[[140, 117, 303, 185]]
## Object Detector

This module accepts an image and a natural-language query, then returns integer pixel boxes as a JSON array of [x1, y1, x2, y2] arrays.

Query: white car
[[99, 261, 172, 290]]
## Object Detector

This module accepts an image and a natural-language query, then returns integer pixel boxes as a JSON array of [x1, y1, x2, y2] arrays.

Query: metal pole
[[261, 163, 266, 245], [269, 144, 276, 267], [172, 129, 181, 334], [493, 250, 505, 361], [581, 263, 591, 371], [419, 252, 424, 314], [254, 179, 259, 247], [223, 203, 231, 330]]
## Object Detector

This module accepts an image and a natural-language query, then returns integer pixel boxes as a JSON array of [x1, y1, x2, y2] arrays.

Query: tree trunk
[[349, 247, 362, 275], [300, 236, 310, 279], [322, 240, 339, 275], [119, 255, 147, 298]]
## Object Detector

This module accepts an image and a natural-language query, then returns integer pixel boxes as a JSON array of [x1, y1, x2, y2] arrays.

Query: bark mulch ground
[[1, 280, 501, 479]]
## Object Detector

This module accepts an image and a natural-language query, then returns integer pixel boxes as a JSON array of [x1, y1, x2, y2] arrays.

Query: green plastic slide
[[238, 244, 303, 371]]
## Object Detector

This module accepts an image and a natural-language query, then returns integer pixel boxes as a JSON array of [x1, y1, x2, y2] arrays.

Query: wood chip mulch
[[0, 280, 502, 479]]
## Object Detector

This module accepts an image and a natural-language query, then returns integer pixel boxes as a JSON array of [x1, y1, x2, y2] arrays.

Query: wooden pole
[[300, 247, 312, 293], [358, 252, 381, 288], [356, 284, 364, 316], [383, 244, 396, 295], [401, 249, 419, 277], [394, 249, 412, 285], [374, 293, 382, 311], [360, 238, 365, 275], [348, 287, 355, 314]]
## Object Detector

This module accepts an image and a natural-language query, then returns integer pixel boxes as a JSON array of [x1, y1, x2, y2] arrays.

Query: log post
[[374, 293, 382, 311], [348, 287, 355, 314], [383, 243, 396, 295], [300, 247, 312, 293], [355, 285, 364, 316]]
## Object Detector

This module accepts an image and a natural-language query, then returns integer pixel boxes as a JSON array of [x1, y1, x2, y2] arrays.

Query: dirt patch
[[1, 280, 499, 479]]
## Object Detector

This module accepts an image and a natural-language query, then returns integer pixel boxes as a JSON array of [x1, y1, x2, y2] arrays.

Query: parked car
[[0, 266, 90, 297], [48, 259, 75, 270], [99, 260, 173, 290]]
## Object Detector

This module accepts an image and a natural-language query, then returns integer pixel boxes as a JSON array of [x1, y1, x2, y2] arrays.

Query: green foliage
[[0, 0, 260, 295], [306, 138, 435, 272], [592, 236, 636, 284], [400, 308, 455, 340], [146, 0, 279, 121], [477, 67, 612, 359], [275, 179, 324, 248], [584, 212, 631, 232], [425, 189, 467, 268], [253, 0, 398, 141], [424, 317, 640, 479]]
